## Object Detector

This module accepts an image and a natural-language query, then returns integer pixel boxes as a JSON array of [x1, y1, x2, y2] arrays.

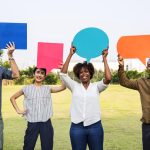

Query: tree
[[1, 60, 10, 69], [111, 69, 119, 84], [0, 49, 4, 57], [13, 76, 26, 85], [92, 69, 105, 82], [23, 66, 35, 83], [44, 72, 58, 85], [125, 70, 142, 79], [0, 49, 4, 66]]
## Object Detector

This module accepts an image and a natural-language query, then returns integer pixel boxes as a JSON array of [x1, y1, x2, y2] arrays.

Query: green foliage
[[23, 66, 35, 78], [44, 72, 58, 85], [111, 69, 119, 84], [0, 49, 4, 57], [91, 69, 105, 82], [13, 76, 25, 85], [0, 49, 11, 69], [68, 71, 81, 83], [0, 49, 4, 66], [125, 70, 142, 79], [25, 78, 34, 85], [1, 60, 10, 69], [141, 69, 150, 78], [0, 56, 148, 85]]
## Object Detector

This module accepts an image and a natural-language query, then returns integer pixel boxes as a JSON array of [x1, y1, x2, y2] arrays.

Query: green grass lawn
[[2, 85, 142, 150]]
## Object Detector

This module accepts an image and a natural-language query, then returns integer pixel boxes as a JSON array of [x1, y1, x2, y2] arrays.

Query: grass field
[[2, 85, 143, 150]]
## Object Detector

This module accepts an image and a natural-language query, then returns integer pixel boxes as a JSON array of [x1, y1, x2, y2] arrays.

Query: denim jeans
[[70, 120, 103, 150], [0, 116, 3, 150], [142, 123, 150, 150], [23, 119, 53, 150]]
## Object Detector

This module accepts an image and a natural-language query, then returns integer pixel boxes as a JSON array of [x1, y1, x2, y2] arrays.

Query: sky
[[0, 0, 150, 67]]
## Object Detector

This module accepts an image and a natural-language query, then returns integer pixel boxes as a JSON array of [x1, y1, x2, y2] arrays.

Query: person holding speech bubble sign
[[118, 55, 150, 150], [10, 65, 66, 150], [60, 43, 111, 150], [0, 42, 19, 150]]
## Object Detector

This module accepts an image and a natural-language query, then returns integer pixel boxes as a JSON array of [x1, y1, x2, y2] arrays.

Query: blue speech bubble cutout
[[0, 22, 27, 50], [73, 27, 109, 63]]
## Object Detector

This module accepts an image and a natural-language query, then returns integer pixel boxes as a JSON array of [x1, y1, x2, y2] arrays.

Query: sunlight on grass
[[2, 85, 142, 150]]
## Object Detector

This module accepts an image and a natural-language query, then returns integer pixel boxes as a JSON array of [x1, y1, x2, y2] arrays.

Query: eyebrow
[[37, 70, 44, 73]]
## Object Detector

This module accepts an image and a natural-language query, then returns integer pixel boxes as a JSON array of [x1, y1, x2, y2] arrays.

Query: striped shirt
[[22, 84, 53, 122], [60, 73, 109, 126]]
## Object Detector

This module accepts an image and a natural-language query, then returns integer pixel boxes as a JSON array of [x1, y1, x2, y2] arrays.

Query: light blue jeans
[[0, 116, 3, 150]]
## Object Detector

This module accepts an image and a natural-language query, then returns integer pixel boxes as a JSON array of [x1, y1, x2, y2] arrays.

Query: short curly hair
[[73, 61, 95, 79]]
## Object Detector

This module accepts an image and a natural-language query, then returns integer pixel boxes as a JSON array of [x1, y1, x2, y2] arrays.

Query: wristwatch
[[9, 57, 14, 60]]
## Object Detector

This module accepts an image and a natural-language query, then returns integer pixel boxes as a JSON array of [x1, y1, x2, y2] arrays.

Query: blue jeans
[[70, 120, 104, 150], [142, 123, 150, 150], [0, 116, 3, 150]]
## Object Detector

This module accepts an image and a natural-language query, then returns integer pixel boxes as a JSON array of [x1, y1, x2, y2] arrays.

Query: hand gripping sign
[[37, 42, 63, 75], [72, 27, 109, 63], [117, 35, 150, 66]]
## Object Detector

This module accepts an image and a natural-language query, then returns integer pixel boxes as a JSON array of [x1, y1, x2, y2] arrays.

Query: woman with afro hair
[[60, 43, 111, 150]]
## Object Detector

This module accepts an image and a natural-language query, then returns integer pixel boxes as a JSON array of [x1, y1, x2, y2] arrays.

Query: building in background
[[14, 58, 25, 70], [124, 59, 146, 72], [27, 59, 147, 73], [66, 59, 146, 72], [52, 59, 119, 72], [27, 60, 36, 68], [67, 60, 119, 71]]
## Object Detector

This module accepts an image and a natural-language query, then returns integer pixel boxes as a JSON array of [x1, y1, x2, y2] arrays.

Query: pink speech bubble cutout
[[37, 42, 63, 75]]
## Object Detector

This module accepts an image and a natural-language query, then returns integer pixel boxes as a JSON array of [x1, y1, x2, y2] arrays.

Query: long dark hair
[[33, 67, 46, 83]]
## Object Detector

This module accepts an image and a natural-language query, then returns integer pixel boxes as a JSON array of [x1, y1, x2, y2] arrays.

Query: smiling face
[[79, 67, 91, 83], [33, 68, 46, 83]]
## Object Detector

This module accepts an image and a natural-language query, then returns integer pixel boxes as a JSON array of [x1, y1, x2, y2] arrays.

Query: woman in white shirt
[[60, 44, 111, 150]]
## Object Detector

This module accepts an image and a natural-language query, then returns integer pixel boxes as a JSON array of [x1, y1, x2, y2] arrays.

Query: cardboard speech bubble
[[117, 35, 150, 66], [37, 42, 63, 75], [72, 27, 109, 63], [0, 22, 27, 49]]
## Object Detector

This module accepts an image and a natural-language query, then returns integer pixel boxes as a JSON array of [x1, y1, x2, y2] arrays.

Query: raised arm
[[10, 89, 28, 114], [61, 43, 76, 73], [118, 55, 138, 90], [102, 46, 111, 84], [59, 43, 77, 92], [51, 81, 66, 93], [6, 42, 19, 78]]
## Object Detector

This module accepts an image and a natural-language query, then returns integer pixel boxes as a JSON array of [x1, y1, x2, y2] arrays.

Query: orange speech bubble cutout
[[117, 35, 150, 66]]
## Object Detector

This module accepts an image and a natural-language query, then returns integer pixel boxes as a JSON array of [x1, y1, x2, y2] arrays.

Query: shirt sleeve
[[59, 72, 76, 92], [48, 86, 51, 95], [1, 67, 13, 80], [97, 78, 110, 93], [118, 65, 139, 90], [22, 86, 27, 97]]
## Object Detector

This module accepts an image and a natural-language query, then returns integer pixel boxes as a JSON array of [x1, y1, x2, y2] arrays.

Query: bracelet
[[9, 57, 14, 60]]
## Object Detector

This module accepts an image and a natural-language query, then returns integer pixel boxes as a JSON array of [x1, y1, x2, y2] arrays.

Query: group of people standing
[[0, 42, 150, 150]]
